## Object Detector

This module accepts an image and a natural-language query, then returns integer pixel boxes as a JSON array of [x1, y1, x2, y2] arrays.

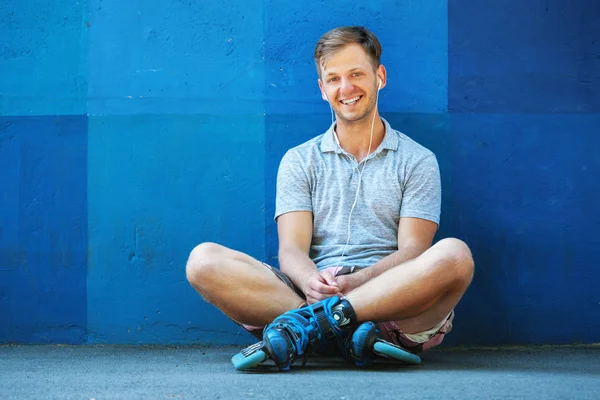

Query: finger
[[311, 280, 340, 294], [320, 270, 338, 287]]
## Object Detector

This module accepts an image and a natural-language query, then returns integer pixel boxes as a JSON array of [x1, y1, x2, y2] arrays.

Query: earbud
[[378, 78, 382, 90]]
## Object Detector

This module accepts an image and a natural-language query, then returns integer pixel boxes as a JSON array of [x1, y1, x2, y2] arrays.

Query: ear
[[318, 79, 328, 101], [376, 64, 387, 90]]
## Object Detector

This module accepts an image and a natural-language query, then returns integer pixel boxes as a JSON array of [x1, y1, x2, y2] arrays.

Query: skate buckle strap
[[311, 303, 336, 340]]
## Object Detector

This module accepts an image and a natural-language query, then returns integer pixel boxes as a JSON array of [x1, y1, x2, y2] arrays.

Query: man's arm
[[336, 217, 438, 293], [364, 217, 437, 278], [278, 211, 340, 303]]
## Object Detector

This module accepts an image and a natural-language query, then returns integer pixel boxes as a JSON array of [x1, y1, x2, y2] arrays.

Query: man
[[186, 26, 474, 371]]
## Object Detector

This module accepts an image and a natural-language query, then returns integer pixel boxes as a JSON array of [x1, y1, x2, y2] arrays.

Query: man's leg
[[186, 242, 305, 327], [227, 238, 473, 370], [346, 238, 474, 334]]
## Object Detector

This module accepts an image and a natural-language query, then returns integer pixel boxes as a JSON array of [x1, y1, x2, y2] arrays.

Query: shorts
[[243, 263, 453, 354]]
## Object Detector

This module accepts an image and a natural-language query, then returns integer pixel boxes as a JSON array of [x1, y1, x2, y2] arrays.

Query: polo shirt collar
[[320, 117, 399, 154]]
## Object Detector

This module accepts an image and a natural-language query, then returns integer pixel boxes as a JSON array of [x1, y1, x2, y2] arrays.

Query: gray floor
[[1, 344, 599, 399]]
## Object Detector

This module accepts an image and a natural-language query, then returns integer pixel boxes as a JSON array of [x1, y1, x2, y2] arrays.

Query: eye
[[351, 72, 362, 77], [327, 77, 339, 83]]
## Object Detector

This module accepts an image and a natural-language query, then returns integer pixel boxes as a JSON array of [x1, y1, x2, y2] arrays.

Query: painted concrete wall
[[1, 0, 599, 345]]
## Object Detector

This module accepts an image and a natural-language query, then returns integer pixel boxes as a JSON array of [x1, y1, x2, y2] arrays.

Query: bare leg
[[186, 242, 305, 327], [346, 238, 474, 334]]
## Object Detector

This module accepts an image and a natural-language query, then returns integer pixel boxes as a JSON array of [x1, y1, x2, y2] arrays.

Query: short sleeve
[[275, 150, 313, 221], [399, 154, 441, 225]]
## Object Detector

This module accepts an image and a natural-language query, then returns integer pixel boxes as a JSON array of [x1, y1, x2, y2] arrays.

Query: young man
[[186, 26, 474, 371]]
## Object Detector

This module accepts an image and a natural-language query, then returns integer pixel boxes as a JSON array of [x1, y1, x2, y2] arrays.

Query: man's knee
[[186, 242, 226, 287], [434, 238, 474, 286]]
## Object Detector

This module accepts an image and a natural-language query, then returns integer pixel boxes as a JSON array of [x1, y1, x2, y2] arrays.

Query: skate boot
[[231, 296, 357, 371], [348, 321, 421, 367]]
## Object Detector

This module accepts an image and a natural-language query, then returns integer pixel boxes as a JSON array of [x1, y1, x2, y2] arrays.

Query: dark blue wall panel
[[442, 114, 600, 345], [0, 116, 87, 343], [448, 0, 600, 344], [87, 114, 265, 344], [449, 0, 600, 113]]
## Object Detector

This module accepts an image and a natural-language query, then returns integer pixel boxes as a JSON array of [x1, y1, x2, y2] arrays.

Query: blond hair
[[314, 26, 382, 76]]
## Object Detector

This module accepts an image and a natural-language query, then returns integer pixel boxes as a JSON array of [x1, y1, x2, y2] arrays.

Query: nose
[[340, 77, 354, 93]]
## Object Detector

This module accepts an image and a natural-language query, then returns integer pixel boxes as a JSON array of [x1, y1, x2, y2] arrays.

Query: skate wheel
[[232, 349, 268, 370], [373, 341, 421, 365]]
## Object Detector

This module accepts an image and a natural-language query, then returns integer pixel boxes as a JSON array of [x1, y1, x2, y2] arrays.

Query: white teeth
[[341, 96, 360, 105]]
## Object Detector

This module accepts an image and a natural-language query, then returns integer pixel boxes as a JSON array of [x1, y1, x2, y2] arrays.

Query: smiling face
[[318, 43, 385, 125]]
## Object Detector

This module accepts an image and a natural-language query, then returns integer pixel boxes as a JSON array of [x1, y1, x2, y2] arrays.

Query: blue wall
[[0, 116, 87, 343], [1, 0, 599, 346]]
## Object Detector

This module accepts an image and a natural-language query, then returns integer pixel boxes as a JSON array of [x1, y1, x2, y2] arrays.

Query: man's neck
[[335, 114, 385, 163]]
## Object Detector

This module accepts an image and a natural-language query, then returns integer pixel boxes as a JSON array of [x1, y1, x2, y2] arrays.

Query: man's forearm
[[360, 245, 427, 281], [279, 247, 319, 294]]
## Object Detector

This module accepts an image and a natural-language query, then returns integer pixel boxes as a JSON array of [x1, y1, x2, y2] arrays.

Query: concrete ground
[[1, 344, 599, 399]]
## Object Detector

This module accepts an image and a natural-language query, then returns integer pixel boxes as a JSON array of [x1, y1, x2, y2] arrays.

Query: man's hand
[[304, 270, 340, 304], [335, 269, 370, 294]]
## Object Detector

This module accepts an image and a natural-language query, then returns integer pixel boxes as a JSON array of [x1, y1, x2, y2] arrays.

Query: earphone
[[325, 76, 382, 275]]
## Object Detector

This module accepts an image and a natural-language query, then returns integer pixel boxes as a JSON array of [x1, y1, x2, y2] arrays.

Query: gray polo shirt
[[275, 118, 441, 270]]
